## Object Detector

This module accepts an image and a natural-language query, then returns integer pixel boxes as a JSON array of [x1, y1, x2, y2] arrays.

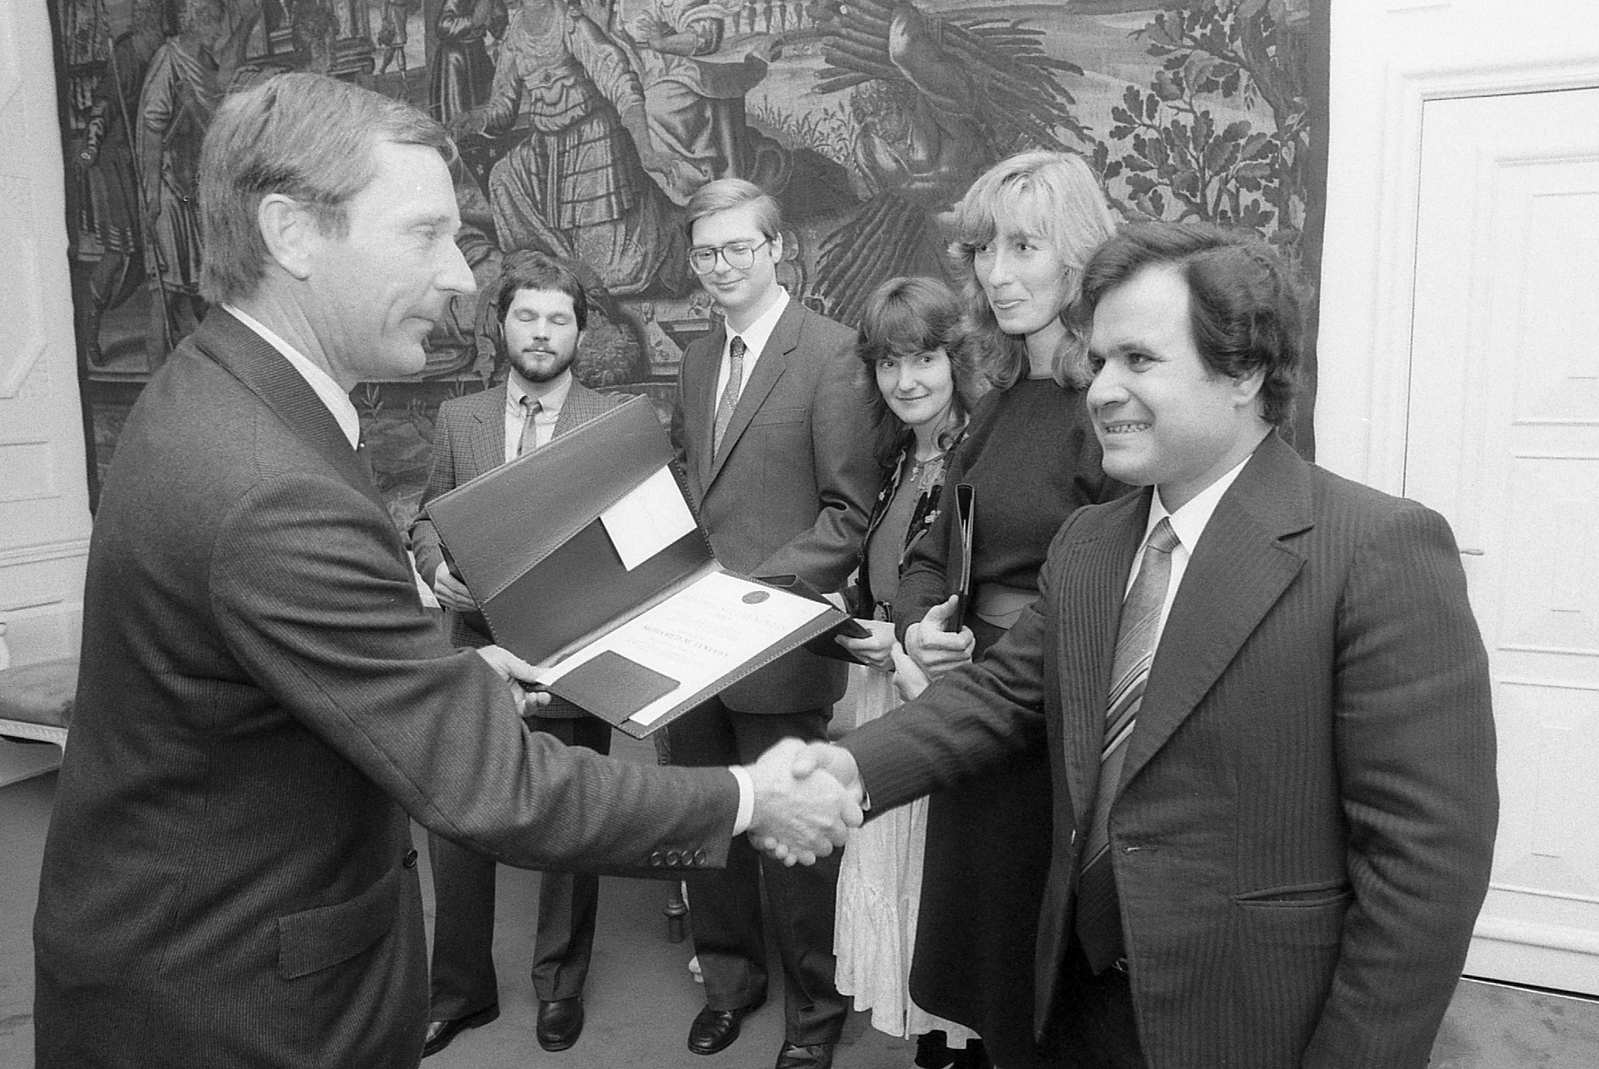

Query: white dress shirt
[[713, 288, 790, 406], [225, 304, 361, 449], [1130, 450, 1257, 643], [504, 369, 574, 461]]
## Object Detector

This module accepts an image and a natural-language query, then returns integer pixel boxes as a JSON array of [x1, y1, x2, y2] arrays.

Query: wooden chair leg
[[664, 879, 688, 943]]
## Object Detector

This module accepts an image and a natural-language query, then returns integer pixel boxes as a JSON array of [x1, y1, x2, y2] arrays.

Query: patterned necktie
[[712, 335, 746, 453], [516, 395, 541, 457], [1074, 517, 1181, 972]]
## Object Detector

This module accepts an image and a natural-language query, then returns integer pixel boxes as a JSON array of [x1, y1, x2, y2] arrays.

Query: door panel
[[1406, 86, 1599, 994]]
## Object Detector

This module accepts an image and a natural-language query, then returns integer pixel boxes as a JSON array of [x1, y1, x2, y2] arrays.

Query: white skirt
[[833, 663, 981, 1045]]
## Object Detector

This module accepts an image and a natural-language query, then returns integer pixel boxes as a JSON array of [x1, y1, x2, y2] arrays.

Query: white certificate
[[535, 570, 831, 726]]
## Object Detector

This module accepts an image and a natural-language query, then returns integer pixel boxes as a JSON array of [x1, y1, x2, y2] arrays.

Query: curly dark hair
[[854, 276, 988, 468]]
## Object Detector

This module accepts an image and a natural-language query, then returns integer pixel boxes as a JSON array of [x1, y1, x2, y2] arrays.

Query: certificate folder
[[951, 482, 976, 631], [424, 395, 851, 738]]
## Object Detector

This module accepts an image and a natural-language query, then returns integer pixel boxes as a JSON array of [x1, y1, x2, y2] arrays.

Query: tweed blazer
[[844, 432, 1498, 1068], [671, 296, 878, 714], [409, 377, 623, 719], [33, 311, 739, 1069]]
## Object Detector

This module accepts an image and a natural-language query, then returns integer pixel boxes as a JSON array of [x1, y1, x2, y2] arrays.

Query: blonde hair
[[948, 151, 1116, 389], [684, 177, 782, 241]]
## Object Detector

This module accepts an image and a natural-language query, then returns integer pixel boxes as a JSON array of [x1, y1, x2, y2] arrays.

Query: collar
[[725, 287, 789, 359], [507, 368, 573, 417], [223, 303, 360, 448], [1146, 447, 1257, 553]]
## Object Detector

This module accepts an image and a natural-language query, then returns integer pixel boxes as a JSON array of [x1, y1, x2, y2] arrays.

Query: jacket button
[[666, 849, 682, 867], [403, 849, 418, 869], [649, 850, 665, 866], [693, 849, 707, 866]]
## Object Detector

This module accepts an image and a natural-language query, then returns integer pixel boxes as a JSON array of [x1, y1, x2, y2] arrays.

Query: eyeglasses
[[688, 238, 771, 274]]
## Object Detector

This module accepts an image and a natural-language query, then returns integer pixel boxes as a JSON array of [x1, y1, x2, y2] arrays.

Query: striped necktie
[[1074, 516, 1180, 972], [712, 335, 746, 453]]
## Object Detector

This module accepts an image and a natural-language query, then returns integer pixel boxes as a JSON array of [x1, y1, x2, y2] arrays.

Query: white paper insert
[[598, 465, 698, 570]]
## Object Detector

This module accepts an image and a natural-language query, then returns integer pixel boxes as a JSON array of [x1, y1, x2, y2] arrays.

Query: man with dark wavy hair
[[794, 221, 1498, 1068]]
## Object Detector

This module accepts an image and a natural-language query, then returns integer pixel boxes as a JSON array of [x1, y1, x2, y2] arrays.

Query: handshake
[[742, 739, 866, 866]]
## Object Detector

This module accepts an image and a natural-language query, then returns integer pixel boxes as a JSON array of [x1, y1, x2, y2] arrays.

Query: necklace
[[905, 449, 946, 493]]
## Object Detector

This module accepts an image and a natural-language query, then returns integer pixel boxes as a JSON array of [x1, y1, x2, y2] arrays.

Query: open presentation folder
[[424, 395, 853, 738]]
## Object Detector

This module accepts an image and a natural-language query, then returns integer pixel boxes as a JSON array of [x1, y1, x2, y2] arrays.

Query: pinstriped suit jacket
[[409, 378, 624, 717], [34, 311, 738, 1068], [844, 432, 1497, 1068]]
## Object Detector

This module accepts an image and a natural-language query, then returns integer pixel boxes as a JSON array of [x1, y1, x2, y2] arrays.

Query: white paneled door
[[1405, 86, 1599, 995]]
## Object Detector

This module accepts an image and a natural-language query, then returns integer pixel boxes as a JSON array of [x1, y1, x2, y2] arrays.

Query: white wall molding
[[0, 0, 92, 668], [1316, 1, 1599, 489]]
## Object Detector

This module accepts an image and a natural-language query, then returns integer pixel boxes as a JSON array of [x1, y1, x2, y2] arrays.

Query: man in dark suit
[[667, 178, 879, 1069], [408, 249, 623, 1056], [32, 73, 858, 1069], [790, 222, 1499, 1067]]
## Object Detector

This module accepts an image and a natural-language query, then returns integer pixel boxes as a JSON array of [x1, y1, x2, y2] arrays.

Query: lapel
[[196, 309, 383, 511], [552, 380, 613, 439], [1116, 433, 1313, 795], [682, 328, 722, 488], [463, 385, 507, 477], [704, 299, 799, 490], [1057, 491, 1149, 825]]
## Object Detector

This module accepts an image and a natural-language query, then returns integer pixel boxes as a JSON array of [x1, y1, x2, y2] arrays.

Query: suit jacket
[[671, 297, 877, 714], [33, 311, 739, 1069], [409, 377, 623, 719], [844, 433, 1498, 1068]]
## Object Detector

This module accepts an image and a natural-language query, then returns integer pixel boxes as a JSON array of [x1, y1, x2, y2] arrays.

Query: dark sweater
[[895, 376, 1128, 633]]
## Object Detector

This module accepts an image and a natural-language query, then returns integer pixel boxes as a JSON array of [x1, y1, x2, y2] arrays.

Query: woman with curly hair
[[832, 275, 989, 1061]]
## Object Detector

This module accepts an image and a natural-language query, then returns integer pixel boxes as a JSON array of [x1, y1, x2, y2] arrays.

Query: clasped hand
[[834, 617, 895, 670], [744, 738, 864, 866]]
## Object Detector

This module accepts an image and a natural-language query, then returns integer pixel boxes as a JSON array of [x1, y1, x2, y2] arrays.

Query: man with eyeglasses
[[667, 178, 879, 1069]]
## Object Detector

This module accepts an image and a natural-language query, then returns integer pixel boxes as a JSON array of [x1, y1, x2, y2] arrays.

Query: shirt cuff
[[730, 765, 754, 835]]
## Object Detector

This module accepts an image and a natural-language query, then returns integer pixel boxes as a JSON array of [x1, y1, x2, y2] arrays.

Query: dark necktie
[[516, 395, 541, 457], [712, 335, 746, 453], [1074, 517, 1181, 972]]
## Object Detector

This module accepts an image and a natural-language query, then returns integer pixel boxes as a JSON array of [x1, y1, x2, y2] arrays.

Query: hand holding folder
[[951, 481, 976, 631], [903, 482, 979, 678], [425, 397, 857, 737]]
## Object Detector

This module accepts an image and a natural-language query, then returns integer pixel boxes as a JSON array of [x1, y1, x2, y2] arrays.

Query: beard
[[508, 344, 576, 384]]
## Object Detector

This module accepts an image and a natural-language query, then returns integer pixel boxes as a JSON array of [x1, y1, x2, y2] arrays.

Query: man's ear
[[768, 230, 783, 263], [257, 194, 318, 281], [1231, 365, 1267, 411]]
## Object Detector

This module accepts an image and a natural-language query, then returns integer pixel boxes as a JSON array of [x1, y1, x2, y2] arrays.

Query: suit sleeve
[[754, 327, 879, 592], [1302, 503, 1497, 1067], [406, 401, 459, 585], [211, 470, 739, 876], [842, 518, 1062, 809]]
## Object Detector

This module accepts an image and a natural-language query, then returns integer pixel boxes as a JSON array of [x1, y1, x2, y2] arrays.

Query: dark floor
[[3, 736, 1598, 1068]]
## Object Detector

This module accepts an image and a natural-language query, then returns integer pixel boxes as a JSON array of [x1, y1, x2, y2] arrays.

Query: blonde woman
[[894, 152, 1129, 1069]]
